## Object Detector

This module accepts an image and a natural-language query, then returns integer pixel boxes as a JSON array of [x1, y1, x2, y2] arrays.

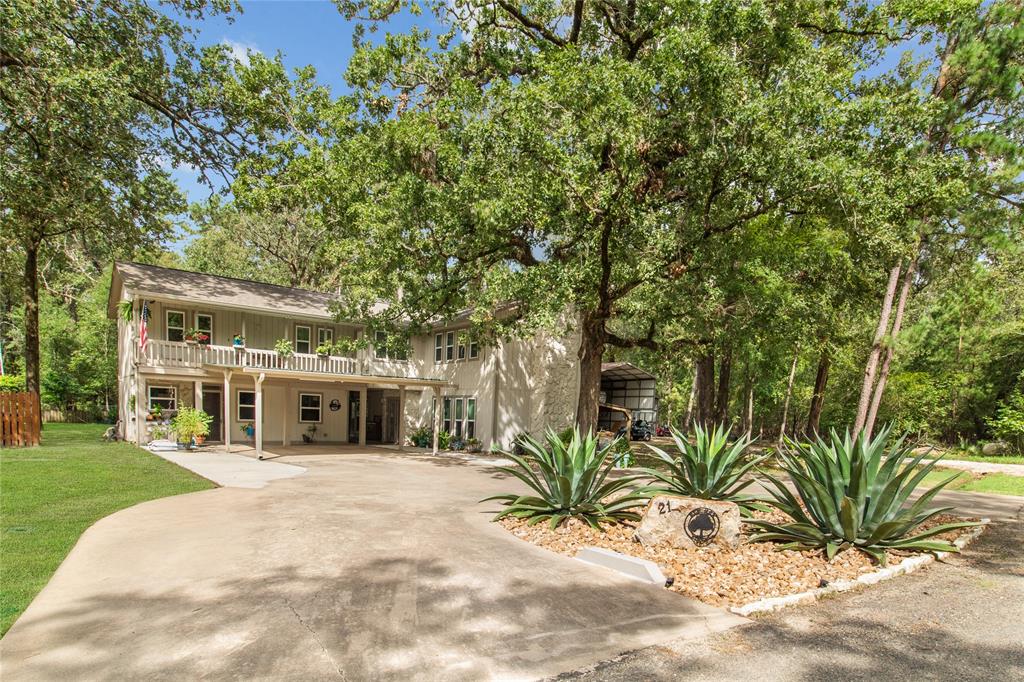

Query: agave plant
[[482, 429, 650, 529], [746, 426, 980, 564], [642, 424, 768, 510]]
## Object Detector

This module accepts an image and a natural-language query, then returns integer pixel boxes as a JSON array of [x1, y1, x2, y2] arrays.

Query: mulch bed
[[498, 510, 978, 608]]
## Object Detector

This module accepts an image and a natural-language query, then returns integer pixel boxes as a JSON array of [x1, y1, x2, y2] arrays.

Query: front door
[[202, 390, 223, 442]]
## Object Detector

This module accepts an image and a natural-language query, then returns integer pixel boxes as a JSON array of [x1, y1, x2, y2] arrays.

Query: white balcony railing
[[142, 340, 360, 375]]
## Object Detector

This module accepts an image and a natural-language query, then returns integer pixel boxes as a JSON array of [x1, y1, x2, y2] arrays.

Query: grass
[[0, 423, 214, 635], [943, 452, 1024, 465]]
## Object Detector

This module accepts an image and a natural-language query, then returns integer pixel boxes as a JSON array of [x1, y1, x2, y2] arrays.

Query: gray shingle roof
[[110, 261, 338, 319]]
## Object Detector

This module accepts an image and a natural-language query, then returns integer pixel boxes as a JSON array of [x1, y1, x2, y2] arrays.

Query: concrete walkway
[[0, 449, 744, 681], [937, 458, 1024, 477], [148, 447, 306, 489]]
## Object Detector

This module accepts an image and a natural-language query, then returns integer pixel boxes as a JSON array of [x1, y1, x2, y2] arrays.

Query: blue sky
[[170, 1, 439, 244]]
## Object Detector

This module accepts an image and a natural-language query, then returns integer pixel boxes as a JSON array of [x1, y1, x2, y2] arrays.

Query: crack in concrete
[[284, 598, 346, 680]]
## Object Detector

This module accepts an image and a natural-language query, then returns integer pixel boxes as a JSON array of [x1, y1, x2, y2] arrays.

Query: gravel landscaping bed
[[499, 512, 981, 608]]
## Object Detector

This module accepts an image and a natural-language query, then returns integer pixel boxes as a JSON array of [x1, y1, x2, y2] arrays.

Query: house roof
[[108, 261, 339, 320], [601, 362, 656, 382]]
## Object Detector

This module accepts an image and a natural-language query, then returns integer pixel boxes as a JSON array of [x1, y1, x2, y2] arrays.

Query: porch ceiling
[[237, 367, 451, 389]]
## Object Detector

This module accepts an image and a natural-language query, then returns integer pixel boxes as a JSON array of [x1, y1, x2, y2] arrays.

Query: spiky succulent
[[746, 426, 980, 564], [482, 429, 649, 530], [642, 424, 768, 511]]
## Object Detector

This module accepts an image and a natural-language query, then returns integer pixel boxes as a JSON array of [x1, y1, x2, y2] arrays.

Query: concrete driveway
[[0, 448, 744, 681]]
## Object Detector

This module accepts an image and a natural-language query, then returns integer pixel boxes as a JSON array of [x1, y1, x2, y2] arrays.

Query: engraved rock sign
[[634, 495, 741, 549]]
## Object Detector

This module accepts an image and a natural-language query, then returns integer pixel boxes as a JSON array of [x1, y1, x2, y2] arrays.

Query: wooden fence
[[1, 391, 41, 447], [40, 408, 107, 424]]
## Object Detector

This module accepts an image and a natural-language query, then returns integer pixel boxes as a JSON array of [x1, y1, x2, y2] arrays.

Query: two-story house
[[107, 261, 582, 456]]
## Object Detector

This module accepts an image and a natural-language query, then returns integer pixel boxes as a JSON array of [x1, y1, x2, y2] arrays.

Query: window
[[148, 385, 177, 411], [457, 340, 466, 361], [317, 327, 334, 347], [196, 313, 213, 345], [454, 398, 464, 438], [434, 333, 443, 363], [237, 390, 256, 421], [295, 325, 312, 354], [374, 330, 408, 361], [442, 397, 452, 433], [445, 331, 455, 361], [469, 341, 480, 359], [466, 398, 476, 438], [166, 310, 185, 342], [299, 393, 322, 423]]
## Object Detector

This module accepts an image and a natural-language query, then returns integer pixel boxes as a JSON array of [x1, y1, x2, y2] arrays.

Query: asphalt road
[[555, 496, 1024, 682]]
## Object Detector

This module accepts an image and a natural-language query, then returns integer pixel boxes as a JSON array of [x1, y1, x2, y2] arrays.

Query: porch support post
[[398, 385, 406, 450], [222, 369, 232, 449], [358, 386, 367, 446], [136, 372, 146, 446], [194, 380, 202, 412], [255, 372, 266, 459], [282, 385, 290, 447], [432, 385, 442, 455]]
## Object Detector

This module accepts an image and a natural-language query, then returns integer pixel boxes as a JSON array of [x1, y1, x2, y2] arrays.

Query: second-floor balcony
[[141, 339, 385, 377]]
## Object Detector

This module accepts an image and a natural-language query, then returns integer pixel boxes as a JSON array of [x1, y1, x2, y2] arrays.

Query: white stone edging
[[729, 519, 990, 617]]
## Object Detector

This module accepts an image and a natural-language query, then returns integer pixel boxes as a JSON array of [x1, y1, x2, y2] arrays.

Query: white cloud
[[222, 39, 260, 67]]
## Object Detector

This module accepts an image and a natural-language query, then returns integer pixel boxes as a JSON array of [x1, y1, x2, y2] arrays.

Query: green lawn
[[943, 452, 1024, 465], [910, 467, 1024, 497], [0, 423, 214, 635]]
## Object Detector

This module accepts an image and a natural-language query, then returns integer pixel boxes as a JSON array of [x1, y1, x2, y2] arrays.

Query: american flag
[[140, 301, 149, 351]]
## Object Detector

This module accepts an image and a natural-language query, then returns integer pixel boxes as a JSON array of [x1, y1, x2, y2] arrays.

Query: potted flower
[[170, 406, 212, 450], [147, 404, 163, 421], [184, 328, 210, 345], [274, 338, 294, 358], [240, 422, 255, 439], [232, 333, 246, 349], [316, 341, 333, 359]]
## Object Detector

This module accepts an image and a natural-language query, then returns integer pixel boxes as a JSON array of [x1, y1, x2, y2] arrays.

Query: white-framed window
[[317, 327, 334, 347], [148, 385, 177, 411], [445, 331, 455, 362], [299, 393, 322, 423], [442, 397, 452, 433], [466, 398, 476, 438], [237, 390, 256, 421], [434, 333, 443, 363], [469, 341, 480, 359], [457, 340, 466, 361], [374, 330, 408, 361], [294, 325, 312, 354], [195, 313, 213, 345], [454, 397, 464, 438], [166, 310, 185, 342]]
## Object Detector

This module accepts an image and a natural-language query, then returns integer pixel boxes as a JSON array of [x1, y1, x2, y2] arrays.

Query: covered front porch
[[135, 366, 451, 458]]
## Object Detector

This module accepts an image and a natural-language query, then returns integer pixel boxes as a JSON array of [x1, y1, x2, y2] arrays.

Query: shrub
[[482, 428, 650, 530], [987, 389, 1024, 453], [409, 426, 432, 448], [642, 424, 767, 510], [746, 426, 980, 565], [0, 375, 25, 393], [171, 407, 212, 446]]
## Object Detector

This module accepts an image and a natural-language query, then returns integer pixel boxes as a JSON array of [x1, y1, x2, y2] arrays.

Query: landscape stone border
[[729, 519, 991, 617]]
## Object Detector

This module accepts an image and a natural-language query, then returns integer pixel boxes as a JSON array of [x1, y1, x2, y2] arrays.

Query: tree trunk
[[854, 264, 902, 434], [23, 240, 41, 400], [865, 255, 918, 438], [714, 346, 732, 426], [683, 362, 697, 431], [695, 352, 716, 429], [806, 349, 831, 437], [777, 347, 799, 445], [575, 311, 607, 436], [743, 375, 754, 437]]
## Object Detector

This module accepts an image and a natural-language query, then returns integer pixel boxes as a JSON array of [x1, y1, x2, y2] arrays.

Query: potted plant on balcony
[[274, 338, 294, 358], [232, 333, 246, 349], [316, 341, 333, 359], [184, 328, 209, 345], [171, 407, 212, 450]]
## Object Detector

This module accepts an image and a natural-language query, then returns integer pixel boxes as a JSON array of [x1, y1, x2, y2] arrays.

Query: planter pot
[[185, 339, 198, 345], [233, 343, 245, 350], [317, 352, 329, 359], [195, 435, 206, 445]]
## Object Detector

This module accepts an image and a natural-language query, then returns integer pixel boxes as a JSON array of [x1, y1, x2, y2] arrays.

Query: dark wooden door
[[202, 390, 223, 442]]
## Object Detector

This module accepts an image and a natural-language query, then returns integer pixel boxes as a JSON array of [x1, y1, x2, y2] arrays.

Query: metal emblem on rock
[[684, 507, 720, 547]]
